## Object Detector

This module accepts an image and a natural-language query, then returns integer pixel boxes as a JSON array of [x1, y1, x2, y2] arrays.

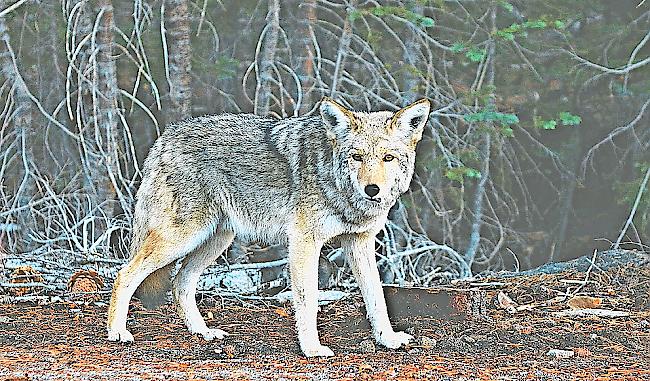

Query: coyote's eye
[[383, 154, 395, 162], [351, 153, 363, 162]]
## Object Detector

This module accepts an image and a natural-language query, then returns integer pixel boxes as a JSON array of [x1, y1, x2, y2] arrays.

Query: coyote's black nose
[[364, 184, 380, 197]]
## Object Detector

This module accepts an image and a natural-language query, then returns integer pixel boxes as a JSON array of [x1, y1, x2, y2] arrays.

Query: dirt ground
[[1, 260, 650, 380]]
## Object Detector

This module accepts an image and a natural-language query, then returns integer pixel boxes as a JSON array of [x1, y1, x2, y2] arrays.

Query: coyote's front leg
[[287, 230, 333, 357], [343, 232, 413, 349]]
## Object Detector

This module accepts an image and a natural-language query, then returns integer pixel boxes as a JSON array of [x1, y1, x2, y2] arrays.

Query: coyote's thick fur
[[107, 98, 431, 357]]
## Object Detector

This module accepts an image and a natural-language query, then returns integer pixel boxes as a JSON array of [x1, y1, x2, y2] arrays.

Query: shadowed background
[[0, 0, 648, 293]]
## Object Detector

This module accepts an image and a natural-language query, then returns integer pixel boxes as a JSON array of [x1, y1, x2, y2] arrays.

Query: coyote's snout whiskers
[[107, 97, 431, 357]]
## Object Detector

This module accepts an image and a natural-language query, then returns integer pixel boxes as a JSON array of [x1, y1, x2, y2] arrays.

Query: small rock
[[418, 336, 436, 348], [513, 324, 533, 334], [359, 339, 376, 354], [223, 344, 237, 358], [202, 299, 216, 308], [0, 316, 10, 324], [567, 296, 602, 310], [547, 349, 575, 359], [405, 327, 417, 336], [444, 337, 469, 351], [408, 347, 421, 355], [462, 335, 476, 344], [497, 291, 518, 313]]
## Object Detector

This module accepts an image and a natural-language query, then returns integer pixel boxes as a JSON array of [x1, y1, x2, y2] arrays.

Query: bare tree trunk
[[70, 0, 98, 196], [401, 1, 422, 106], [69, 0, 122, 231], [163, 0, 192, 123], [329, 0, 356, 98], [39, 5, 65, 112], [0, 6, 37, 252], [91, 0, 121, 219], [464, 132, 491, 274], [255, 0, 280, 115], [463, 6, 497, 276], [549, 128, 581, 264], [398, 1, 430, 226], [296, 0, 316, 115]]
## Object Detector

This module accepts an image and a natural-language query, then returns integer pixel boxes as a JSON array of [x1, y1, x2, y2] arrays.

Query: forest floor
[[1, 252, 650, 381]]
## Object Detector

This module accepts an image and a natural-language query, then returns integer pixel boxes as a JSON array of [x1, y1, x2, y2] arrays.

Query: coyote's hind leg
[[107, 226, 213, 342], [173, 229, 235, 340]]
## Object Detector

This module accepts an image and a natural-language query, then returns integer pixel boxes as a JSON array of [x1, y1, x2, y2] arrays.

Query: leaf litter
[[0, 261, 649, 380]]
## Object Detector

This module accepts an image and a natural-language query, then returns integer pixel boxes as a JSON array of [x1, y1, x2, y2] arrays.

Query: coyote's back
[[108, 98, 431, 357], [132, 113, 295, 249]]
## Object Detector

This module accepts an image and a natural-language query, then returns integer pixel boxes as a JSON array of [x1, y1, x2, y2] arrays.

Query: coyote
[[107, 97, 431, 357]]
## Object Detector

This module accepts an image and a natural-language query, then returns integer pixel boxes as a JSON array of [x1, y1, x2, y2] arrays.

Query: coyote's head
[[320, 97, 431, 212]]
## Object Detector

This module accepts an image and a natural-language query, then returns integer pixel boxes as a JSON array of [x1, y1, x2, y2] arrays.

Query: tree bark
[[463, 6, 497, 275], [255, 0, 280, 115], [549, 128, 581, 264], [68, 0, 122, 226], [91, 0, 121, 218], [296, 0, 316, 115], [0, 4, 37, 251], [163, 0, 192, 124], [329, 0, 356, 98], [401, 1, 422, 106]]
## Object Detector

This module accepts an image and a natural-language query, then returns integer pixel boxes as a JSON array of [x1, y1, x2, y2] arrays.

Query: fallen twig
[[553, 308, 630, 318], [0, 282, 56, 290]]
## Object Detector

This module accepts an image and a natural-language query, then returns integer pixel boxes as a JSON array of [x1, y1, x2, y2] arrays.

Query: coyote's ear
[[390, 99, 431, 147], [320, 97, 354, 141]]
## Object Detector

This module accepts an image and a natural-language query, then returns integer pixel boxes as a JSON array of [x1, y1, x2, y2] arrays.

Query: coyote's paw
[[378, 330, 413, 349], [197, 328, 230, 341], [301, 344, 335, 357], [107, 329, 134, 343]]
